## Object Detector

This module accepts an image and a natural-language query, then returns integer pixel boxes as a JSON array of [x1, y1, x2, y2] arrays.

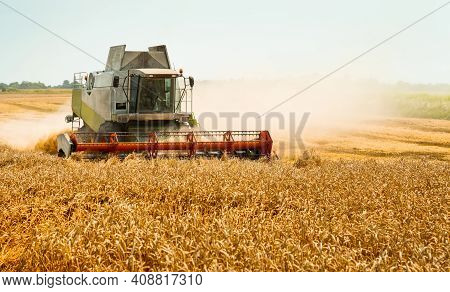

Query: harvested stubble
[[0, 145, 448, 271]]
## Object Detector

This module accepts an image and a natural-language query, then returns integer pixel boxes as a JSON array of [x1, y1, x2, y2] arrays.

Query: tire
[[77, 124, 95, 143], [95, 122, 126, 143]]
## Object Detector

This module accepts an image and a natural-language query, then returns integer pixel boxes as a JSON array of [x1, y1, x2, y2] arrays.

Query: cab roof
[[129, 68, 181, 77]]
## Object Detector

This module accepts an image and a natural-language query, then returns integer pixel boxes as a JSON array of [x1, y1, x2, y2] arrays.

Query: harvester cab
[[57, 45, 273, 159], [68, 45, 194, 134]]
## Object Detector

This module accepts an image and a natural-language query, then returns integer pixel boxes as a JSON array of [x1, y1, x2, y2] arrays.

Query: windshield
[[137, 78, 175, 113]]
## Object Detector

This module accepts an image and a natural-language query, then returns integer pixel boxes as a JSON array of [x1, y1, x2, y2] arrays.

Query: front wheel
[[95, 122, 125, 143]]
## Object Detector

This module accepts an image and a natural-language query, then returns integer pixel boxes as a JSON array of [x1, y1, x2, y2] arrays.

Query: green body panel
[[80, 101, 106, 132], [72, 89, 106, 132], [72, 89, 82, 117]]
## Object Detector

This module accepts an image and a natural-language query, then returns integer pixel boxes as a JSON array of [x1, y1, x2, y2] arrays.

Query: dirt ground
[[0, 91, 70, 121], [302, 117, 450, 161], [0, 91, 71, 148]]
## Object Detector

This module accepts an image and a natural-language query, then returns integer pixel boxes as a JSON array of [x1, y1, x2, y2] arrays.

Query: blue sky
[[0, 0, 449, 85]]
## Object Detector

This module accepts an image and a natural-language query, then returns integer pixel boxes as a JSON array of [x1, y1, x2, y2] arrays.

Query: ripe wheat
[[0, 145, 448, 271]]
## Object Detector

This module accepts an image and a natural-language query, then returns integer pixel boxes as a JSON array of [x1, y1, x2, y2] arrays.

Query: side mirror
[[113, 76, 120, 88], [189, 76, 195, 88], [65, 115, 74, 123]]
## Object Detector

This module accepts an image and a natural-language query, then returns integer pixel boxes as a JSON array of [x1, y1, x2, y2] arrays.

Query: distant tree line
[[0, 80, 74, 92]]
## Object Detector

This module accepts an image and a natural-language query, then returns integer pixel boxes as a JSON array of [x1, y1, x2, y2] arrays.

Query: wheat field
[[0, 91, 449, 271], [0, 145, 448, 271], [0, 91, 70, 121]]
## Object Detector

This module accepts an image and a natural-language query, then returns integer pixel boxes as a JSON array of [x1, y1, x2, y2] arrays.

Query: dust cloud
[[194, 78, 388, 150], [195, 78, 386, 126], [0, 103, 71, 149], [0, 78, 431, 156], [0, 78, 387, 154]]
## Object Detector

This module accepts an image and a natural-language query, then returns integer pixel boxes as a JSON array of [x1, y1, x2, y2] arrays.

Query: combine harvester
[[57, 45, 273, 159]]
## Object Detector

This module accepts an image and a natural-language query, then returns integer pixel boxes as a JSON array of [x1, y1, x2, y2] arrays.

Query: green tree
[[62, 80, 71, 88], [18, 81, 47, 89], [8, 82, 19, 88]]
